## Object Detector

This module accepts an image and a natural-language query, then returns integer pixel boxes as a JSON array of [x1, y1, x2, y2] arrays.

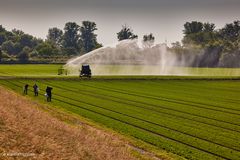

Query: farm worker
[[46, 86, 53, 102], [23, 84, 29, 95], [33, 84, 39, 96]]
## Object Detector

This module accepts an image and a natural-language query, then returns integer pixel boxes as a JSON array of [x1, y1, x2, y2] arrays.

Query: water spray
[[64, 39, 188, 75]]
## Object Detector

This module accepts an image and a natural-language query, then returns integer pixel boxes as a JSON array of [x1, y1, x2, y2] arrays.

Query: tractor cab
[[79, 64, 91, 78]]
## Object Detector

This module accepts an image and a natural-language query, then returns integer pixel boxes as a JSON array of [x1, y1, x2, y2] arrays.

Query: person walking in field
[[33, 83, 39, 96], [23, 84, 29, 95], [46, 86, 53, 102]]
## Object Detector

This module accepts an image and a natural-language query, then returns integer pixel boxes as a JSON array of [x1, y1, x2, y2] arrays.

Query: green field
[[1, 64, 240, 77], [0, 64, 240, 160], [0, 64, 62, 77]]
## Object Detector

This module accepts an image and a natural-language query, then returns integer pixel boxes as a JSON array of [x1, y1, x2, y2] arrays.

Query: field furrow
[[1, 78, 240, 160]]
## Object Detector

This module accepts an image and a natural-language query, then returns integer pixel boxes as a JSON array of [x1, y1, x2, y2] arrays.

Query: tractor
[[79, 64, 92, 78]]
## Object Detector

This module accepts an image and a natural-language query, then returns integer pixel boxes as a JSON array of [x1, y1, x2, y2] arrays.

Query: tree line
[[0, 22, 153, 63], [171, 21, 240, 67], [0, 20, 239, 67], [0, 21, 102, 63]]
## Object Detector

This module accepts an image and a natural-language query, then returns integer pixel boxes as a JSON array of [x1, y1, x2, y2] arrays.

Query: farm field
[[1, 64, 240, 77], [0, 77, 240, 160], [0, 64, 62, 77]]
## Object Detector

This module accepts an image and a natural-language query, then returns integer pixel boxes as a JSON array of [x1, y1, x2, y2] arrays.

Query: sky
[[0, 0, 240, 46]]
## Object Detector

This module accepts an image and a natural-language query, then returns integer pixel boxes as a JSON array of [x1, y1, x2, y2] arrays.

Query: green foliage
[[203, 23, 215, 32], [0, 21, 103, 62], [19, 34, 36, 48], [0, 25, 6, 32], [219, 21, 240, 52], [0, 32, 7, 45], [0, 31, 41, 58], [62, 22, 80, 54], [183, 21, 217, 46], [1, 40, 21, 56], [11, 29, 25, 44], [1, 19, 239, 66], [0, 47, 10, 62], [47, 27, 63, 46], [143, 33, 155, 47], [183, 21, 240, 49], [61, 47, 78, 56], [117, 25, 138, 41], [181, 20, 240, 67], [95, 43, 103, 49], [12, 29, 24, 36], [1, 52, 10, 59], [181, 24, 216, 48], [80, 21, 99, 53], [1, 41, 15, 55], [30, 49, 39, 58], [220, 21, 240, 41], [183, 21, 203, 35], [36, 41, 59, 57], [143, 33, 155, 42], [18, 46, 30, 62]]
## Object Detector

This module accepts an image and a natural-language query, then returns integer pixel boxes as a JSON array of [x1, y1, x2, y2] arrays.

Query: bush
[[18, 47, 30, 62], [62, 47, 79, 56], [219, 51, 240, 67], [30, 49, 39, 58], [36, 41, 59, 57]]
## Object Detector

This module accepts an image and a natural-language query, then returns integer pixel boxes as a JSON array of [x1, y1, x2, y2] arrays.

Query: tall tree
[[0, 25, 6, 33], [1, 41, 15, 55], [18, 46, 30, 62], [183, 21, 203, 35], [80, 21, 99, 53], [182, 21, 216, 46], [47, 27, 63, 46], [220, 21, 240, 41], [36, 41, 59, 57], [19, 34, 37, 48], [143, 33, 155, 47], [203, 23, 215, 32], [0, 33, 6, 45], [11, 29, 24, 43], [12, 29, 24, 36], [117, 25, 138, 41], [62, 22, 80, 54]]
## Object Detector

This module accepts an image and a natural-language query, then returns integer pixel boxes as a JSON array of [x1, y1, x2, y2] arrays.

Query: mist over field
[[65, 37, 240, 75]]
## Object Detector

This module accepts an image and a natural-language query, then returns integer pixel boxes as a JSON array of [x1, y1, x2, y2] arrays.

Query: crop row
[[1, 79, 240, 160]]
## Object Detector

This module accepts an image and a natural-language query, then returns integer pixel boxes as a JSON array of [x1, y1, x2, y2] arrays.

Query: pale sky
[[0, 0, 240, 45]]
